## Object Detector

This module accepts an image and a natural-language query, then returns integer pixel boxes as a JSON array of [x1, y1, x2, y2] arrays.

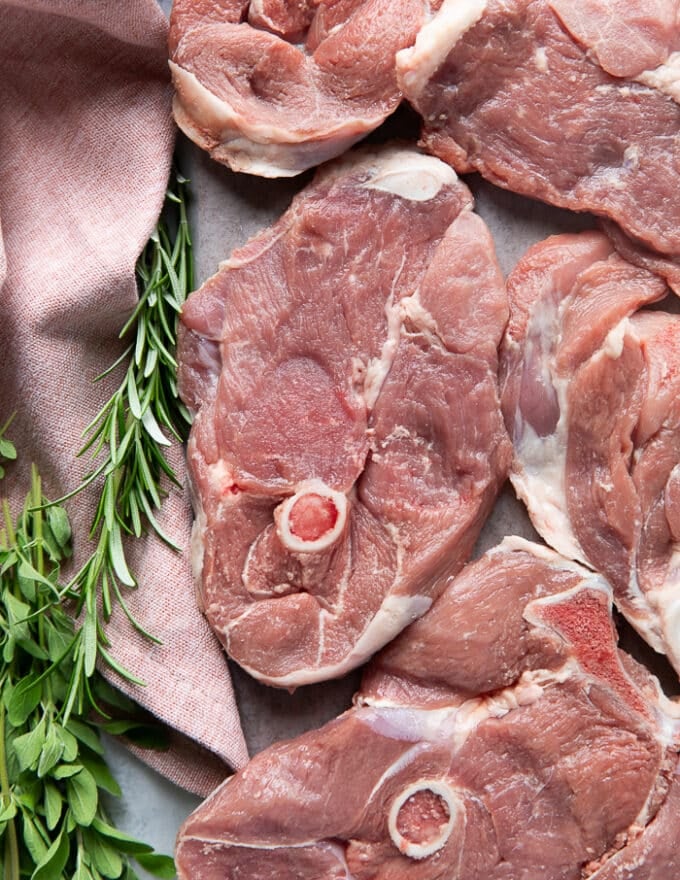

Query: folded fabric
[[0, 0, 247, 796]]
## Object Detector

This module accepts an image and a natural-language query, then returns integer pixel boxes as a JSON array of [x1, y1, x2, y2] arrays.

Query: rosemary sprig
[[0, 467, 175, 880], [54, 170, 194, 714], [0, 168, 195, 879]]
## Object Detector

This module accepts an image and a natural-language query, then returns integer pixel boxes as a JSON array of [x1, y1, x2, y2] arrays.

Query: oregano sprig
[[0, 467, 175, 880]]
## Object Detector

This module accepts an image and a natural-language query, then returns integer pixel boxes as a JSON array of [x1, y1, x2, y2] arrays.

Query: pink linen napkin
[[0, 0, 247, 796]]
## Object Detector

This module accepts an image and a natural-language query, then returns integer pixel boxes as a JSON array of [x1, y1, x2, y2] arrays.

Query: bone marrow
[[388, 780, 459, 860], [275, 481, 348, 553]]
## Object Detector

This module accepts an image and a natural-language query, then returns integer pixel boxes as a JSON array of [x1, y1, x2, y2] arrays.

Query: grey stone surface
[[103, 738, 200, 860]]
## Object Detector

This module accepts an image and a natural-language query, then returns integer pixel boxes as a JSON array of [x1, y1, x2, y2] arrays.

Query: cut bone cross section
[[275, 481, 348, 553], [388, 781, 459, 860]]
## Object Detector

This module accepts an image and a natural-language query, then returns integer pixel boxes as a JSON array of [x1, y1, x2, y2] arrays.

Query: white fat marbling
[[396, 0, 487, 98], [602, 317, 630, 359], [363, 256, 406, 409], [636, 51, 680, 104], [534, 46, 549, 72], [509, 288, 587, 564], [646, 545, 680, 665], [511, 419, 586, 564], [363, 149, 458, 201]]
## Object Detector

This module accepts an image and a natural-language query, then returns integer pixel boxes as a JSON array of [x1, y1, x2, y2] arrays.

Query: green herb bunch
[[0, 170, 195, 878], [0, 465, 175, 880]]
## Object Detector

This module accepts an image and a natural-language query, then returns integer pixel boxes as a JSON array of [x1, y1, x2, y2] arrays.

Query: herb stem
[[0, 701, 20, 880], [33, 468, 54, 709], [2, 499, 15, 548], [32, 466, 44, 574]]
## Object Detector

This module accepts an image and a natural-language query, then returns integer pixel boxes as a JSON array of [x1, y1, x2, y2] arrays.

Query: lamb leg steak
[[177, 145, 511, 688], [501, 230, 680, 676], [175, 538, 680, 879], [397, 0, 680, 260], [168, 0, 429, 176]]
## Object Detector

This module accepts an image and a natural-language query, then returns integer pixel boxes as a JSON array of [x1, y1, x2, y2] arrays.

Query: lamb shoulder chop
[[169, 0, 429, 176]]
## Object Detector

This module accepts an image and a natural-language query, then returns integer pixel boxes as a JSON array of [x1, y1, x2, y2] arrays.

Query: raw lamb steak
[[177, 146, 510, 688], [168, 0, 428, 176], [501, 230, 680, 675], [175, 538, 680, 879], [398, 0, 680, 257]]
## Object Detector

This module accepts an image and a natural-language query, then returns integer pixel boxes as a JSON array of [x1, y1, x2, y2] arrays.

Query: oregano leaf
[[80, 754, 121, 797], [45, 618, 74, 664], [55, 725, 79, 763], [65, 719, 104, 756], [6, 675, 42, 726], [13, 717, 46, 772], [66, 767, 98, 826], [0, 436, 17, 459], [90, 818, 153, 855], [37, 724, 65, 778], [46, 506, 71, 550], [83, 829, 124, 879], [0, 797, 17, 822], [73, 861, 94, 880], [134, 853, 176, 879], [5, 591, 32, 641], [17, 637, 49, 661], [43, 782, 62, 832], [51, 763, 83, 780], [22, 812, 49, 864], [31, 826, 70, 880]]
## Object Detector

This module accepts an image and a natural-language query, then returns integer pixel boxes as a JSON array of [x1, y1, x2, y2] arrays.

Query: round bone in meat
[[388, 780, 460, 860], [168, 0, 428, 177], [177, 145, 511, 687], [274, 480, 348, 553], [500, 229, 680, 677], [175, 538, 680, 879]]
